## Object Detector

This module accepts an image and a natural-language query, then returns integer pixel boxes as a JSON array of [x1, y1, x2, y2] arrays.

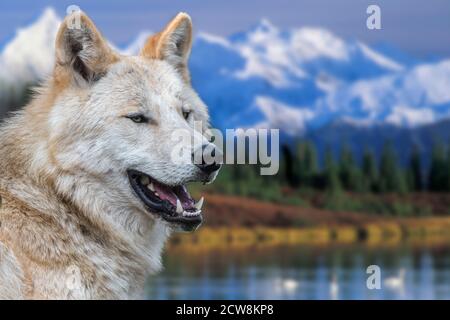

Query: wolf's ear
[[54, 11, 117, 85], [141, 12, 193, 82]]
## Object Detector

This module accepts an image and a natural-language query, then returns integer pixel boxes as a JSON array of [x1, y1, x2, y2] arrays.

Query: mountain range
[[0, 7, 449, 163]]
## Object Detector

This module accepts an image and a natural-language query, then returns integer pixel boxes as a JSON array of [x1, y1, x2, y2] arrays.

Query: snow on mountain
[[320, 59, 450, 128], [0, 7, 60, 84], [356, 42, 404, 72], [121, 31, 153, 56], [231, 19, 308, 87], [215, 19, 404, 88], [251, 96, 315, 135], [385, 106, 436, 127], [0, 7, 449, 136]]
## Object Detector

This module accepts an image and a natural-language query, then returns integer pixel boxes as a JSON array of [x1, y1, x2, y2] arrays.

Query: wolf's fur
[[0, 12, 214, 299]]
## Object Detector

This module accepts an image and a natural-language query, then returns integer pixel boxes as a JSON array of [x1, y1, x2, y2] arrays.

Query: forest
[[203, 140, 450, 217]]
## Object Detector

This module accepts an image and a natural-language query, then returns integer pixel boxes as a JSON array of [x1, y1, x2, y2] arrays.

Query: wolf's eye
[[126, 114, 148, 124], [182, 110, 191, 120]]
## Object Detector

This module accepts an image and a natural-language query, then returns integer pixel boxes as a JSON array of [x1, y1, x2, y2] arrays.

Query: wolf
[[0, 11, 221, 299]]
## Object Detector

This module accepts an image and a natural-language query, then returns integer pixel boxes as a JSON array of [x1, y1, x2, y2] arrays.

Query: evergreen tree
[[338, 144, 353, 189], [408, 145, 423, 191], [297, 141, 308, 186], [428, 142, 447, 191], [379, 142, 407, 193], [303, 141, 318, 175], [281, 145, 296, 187], [296, 141, 318, 188], [362, 148, 378, 192], [447, 146, 450, 191], [338, 144, 364, 191], [324, 148, 341, 194]]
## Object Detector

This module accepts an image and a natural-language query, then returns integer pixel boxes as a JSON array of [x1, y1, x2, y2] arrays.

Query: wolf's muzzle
[[192, 144, 222, 175]]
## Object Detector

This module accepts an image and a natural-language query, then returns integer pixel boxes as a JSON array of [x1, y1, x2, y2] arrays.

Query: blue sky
[[0, 0, 449, 58]]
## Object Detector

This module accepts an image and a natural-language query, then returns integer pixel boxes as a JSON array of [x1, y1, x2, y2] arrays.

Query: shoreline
[[169, 216, 450, 250]]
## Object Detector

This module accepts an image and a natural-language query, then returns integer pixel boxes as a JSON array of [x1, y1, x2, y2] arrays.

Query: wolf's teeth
[[182, 210, 201, 217], [148, 182, 155, 192], [140, 176, 150, 185], [194, 197, 204, 210], [176, 199, 183, 214], [154, 192, 159, 197]]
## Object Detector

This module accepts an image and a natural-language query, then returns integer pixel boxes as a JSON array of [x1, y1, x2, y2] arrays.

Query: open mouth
[[127, 169, 203, 231]]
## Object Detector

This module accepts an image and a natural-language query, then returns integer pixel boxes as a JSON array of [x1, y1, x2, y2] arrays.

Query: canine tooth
[[194, 197, 204, 210], [148, 183, 155, 192], [140, 176, 150, 185], [176, 199, 183, 214]]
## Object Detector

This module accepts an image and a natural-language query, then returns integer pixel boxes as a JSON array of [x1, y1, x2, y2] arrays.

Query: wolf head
[[46, 12, 221, 231]]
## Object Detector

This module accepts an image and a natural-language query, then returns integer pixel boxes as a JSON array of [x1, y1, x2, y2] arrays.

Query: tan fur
[[141, 12, 193, 83], [0, 11, 213, 299]]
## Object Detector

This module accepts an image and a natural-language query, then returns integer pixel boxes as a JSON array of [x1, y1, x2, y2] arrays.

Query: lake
[[146, 243, 450, 299]]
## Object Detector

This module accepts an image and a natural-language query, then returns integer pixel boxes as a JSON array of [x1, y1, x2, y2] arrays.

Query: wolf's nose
[[192, 144, 222, 174]]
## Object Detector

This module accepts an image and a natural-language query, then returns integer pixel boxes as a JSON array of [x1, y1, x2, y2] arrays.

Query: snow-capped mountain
[[188, 20, 450, 133], [0, 8, 60, 84], [318, 59, 450, 128], [1, 7, 449, 138]]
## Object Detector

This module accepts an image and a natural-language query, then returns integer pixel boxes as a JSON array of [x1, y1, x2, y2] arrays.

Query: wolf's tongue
[[153, 183, 178, 207], [153, 183, 195, 210]]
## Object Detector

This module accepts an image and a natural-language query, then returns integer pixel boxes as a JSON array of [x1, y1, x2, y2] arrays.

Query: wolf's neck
[[54, 172, 170, 269]]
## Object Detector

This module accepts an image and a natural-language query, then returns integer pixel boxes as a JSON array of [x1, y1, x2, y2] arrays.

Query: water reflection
[[146, 244, 450, 300]]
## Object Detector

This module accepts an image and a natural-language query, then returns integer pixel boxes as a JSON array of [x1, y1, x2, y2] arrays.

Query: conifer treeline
[[280, 141, 450, 194], [0, 81, 33, 114]]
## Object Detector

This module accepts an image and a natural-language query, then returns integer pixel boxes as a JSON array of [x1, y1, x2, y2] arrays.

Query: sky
[[0, 0, 449, 59]]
